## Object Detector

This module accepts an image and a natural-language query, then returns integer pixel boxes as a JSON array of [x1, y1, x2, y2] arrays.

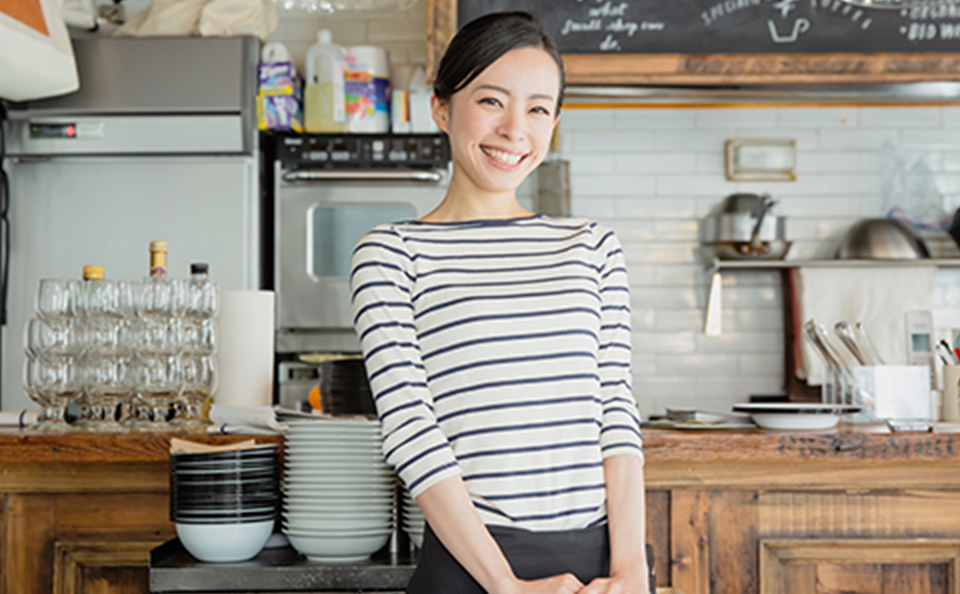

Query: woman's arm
[[417, 476, 585, 594], [579, 455, 649, 593], [581, 227, 649, 593]]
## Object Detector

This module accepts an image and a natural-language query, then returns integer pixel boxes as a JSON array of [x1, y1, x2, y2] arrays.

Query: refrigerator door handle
[[282, 169, 444, 183]]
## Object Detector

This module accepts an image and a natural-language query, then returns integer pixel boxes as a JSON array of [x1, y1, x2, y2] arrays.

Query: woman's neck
[[420, 167, 534, 223]]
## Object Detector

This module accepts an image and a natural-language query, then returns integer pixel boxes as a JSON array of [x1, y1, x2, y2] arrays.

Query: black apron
[[406, 522, 610, 594]]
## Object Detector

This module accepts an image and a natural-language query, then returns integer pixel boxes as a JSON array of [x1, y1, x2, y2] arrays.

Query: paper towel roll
[[215, 291, 275, 407]]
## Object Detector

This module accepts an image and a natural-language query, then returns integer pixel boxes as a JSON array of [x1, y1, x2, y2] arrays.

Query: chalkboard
[[458, 0, 960, 54]]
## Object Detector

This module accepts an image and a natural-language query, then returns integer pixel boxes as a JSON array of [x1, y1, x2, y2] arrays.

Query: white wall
[[557, 106, 960, 418], [268, 1, 427, 82], [270, 9, 960, 419]]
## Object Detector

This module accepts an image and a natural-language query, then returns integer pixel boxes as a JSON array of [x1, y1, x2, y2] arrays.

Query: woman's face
[[433, 46, 561, 196]]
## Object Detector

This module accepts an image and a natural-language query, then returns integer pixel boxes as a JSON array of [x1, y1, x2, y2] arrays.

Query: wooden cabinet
[[641, 430, 960, 594], [0, 433, 276, 594], [3, 430, 960, 593]]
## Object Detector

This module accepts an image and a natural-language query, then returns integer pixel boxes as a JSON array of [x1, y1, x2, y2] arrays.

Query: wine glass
[[81, 354, 132, 432], [172, 355, 217, 432], [23, 355, 82, 431], [36, 279, 79, 321], [127, 354, 181, 431], [24, 318, 82, 359]]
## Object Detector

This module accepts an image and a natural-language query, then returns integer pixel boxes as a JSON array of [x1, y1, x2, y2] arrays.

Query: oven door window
[[309, 204, 416, 279]]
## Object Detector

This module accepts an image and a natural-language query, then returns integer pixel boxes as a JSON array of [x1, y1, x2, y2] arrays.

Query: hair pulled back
[[433, 12, 565, 112]]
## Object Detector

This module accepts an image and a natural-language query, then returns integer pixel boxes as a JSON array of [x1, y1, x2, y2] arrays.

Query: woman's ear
[[430, 93, 450, 134]]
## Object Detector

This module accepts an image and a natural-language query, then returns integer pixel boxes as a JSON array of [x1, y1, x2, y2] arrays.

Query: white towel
[[796, 267, 936, 385]]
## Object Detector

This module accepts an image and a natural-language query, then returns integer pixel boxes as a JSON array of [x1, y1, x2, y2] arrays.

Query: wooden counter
[[2, 428, 959, 594]]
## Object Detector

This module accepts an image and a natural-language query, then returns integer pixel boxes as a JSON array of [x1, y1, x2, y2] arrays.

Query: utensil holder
[[943, 365, 960, 422], [851, 365, 931, 420]]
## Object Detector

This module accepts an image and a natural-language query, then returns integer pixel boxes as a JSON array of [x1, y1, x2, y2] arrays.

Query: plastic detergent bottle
[[304, 30, 345, 133]]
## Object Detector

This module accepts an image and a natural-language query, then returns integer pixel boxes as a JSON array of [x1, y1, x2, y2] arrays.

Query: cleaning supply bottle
[[304, 30, 345, 133]]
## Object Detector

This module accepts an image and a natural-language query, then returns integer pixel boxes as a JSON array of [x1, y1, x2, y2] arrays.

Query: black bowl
[[171, 445, 278, 462]]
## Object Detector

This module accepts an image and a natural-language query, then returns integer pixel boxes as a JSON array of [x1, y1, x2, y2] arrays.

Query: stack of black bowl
[[170, 445, 280, 562]]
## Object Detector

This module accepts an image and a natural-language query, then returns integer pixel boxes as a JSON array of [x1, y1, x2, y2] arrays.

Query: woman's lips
[[480, 145, 528, 171]]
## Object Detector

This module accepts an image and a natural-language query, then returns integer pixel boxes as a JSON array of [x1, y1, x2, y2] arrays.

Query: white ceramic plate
[[283, 497, 393, 512], [287, 427, 381, 437], [283, 517, 392, 530]]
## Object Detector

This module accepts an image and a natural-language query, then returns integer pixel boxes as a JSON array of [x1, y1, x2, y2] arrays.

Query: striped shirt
[[350, 214, 643, 531]]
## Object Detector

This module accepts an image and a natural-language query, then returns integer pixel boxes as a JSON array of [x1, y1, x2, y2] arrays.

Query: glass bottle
[[129, 240, 181, 431], [173, 263, 218, 430]]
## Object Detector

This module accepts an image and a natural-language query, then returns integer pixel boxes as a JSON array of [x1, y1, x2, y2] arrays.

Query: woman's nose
[[496, 106, 525, 141]]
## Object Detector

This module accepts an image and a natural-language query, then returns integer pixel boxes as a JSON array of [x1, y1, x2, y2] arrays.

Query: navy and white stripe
[[350, 214, 643, 531]]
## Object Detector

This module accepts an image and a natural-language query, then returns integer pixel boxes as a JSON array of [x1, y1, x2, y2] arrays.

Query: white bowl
[[750, 413, 840, 430], [285, 531, 391, 563], [176, 520, 273, 563], [731, 403, 859, 430], [404, 528, 424, 549]]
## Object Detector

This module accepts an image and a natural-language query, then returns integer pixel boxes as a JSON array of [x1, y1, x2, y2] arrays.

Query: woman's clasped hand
[[510, 573, 649, 594]]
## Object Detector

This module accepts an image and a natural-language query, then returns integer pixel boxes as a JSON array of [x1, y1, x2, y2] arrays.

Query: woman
[[351, 12, 648, 594]]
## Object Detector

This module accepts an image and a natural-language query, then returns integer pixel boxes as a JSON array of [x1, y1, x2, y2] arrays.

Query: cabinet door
[[760, 539, 959, 594]]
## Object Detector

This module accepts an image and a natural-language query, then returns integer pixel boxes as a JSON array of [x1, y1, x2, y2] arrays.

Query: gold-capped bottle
[[149, 240, 168, 280], [82, 265, 105, 280]]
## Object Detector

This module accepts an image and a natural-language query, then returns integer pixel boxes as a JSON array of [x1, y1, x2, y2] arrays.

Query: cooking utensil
[[835, 218, 930, 260], [709, 239, 792, 260], [854, 322, 886, 366], [834, 321, 869, 366], [702, 193, 791, 260], [749, 195, 775, 254]]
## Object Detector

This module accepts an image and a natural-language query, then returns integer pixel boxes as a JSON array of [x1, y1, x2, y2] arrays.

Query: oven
[[273, 134, 450, 363]]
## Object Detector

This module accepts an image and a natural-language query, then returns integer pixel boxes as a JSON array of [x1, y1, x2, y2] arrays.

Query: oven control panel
[[277, 134, 449, 169]]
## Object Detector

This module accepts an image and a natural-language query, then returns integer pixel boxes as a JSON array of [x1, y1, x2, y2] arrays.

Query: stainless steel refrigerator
[[0, 36, 262, 410]]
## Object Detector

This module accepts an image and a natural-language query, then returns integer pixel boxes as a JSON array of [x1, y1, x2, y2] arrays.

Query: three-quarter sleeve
[[595, 227, 644, 462], [350, 226, 462, 497]]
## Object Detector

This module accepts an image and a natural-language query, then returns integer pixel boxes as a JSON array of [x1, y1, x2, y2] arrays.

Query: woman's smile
[[479, 145, 528, 169]]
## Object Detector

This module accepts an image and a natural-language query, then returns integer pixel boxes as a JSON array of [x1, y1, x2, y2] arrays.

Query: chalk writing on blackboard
[[458, 0, 960, 54]]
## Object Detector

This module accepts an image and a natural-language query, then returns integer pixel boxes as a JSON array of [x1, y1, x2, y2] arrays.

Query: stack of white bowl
[[282, 418, 396, 563], [401, 489, 426, 548]]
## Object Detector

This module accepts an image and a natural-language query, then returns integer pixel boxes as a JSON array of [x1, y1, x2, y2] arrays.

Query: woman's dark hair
[[434, 11, 565, 113]]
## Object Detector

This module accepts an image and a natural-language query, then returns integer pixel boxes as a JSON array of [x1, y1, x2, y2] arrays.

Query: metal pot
[[835, 218, 929, 260], [702, 193, 790, 260], [702, 193, 787, 243]]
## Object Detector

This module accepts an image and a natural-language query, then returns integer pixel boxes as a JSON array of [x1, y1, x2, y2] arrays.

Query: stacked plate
[[282, 418, 396, 563], [401, 489, 425, 549], [170, 445, 279, 562]]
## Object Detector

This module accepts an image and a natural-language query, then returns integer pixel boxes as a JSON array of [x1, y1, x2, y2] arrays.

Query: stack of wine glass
[[23, 268, 219, 432]]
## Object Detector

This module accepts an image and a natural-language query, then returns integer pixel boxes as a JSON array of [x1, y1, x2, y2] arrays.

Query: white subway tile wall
[[559, 106, 960, 418], [267, 11, 960, 419], [268, 4, 428, 74]]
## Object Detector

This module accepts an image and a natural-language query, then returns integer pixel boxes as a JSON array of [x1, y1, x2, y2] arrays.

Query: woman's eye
[[480, 97, 502, 107], [530, 106, 551, 116]]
